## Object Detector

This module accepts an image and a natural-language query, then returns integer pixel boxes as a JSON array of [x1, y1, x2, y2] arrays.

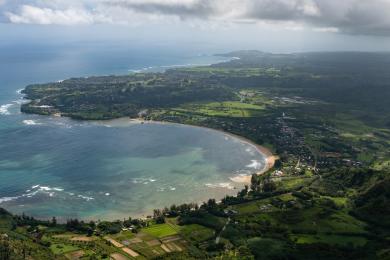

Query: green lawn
[[175, 101, 265, 118], [280, 177, 312, 190], [50, 243, 80, 255], [142, 223, 178, 238], [234, 202, 261, 214]]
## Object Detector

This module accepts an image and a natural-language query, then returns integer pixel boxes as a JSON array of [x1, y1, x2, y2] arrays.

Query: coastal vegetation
[[2, 51, 389, 259]]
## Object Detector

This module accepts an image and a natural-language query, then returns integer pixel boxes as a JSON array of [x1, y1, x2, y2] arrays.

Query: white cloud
[[312, 27, 339, 33], [2, 0, 390, 36], [5, 5, 106, 25]]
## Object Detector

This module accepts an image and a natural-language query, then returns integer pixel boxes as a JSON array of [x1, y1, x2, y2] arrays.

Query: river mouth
[[0, 116, 266, 221]]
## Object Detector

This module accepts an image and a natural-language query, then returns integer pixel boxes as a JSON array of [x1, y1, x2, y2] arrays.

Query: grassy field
[[291, 234, 367, 247], [180, 224, 215, 243], [110, 230, 135, 243], [50, 243, 80, 255], [279, 177, 314, 190], [142, 223, 178, 238], [174, 101, 266, 118]]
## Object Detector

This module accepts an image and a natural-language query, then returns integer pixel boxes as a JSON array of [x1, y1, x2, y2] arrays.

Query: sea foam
[[246, 160, 263, 170], [0, 104, 13, 115], [0, 184, 94, 205], [0, 196, 20, 203], [205, 182, 235, 190], [23, 120, 41, 125], [132, 177, 157, 184]]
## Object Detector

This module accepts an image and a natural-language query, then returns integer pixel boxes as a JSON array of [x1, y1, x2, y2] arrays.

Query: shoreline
[[11, 114, 276, 221], [100, 117, 276, 184]]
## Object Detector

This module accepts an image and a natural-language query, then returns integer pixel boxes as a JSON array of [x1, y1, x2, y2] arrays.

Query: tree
[[155, 216, 165, 224], [51, 216, 57, 226], [250, 174, 259, 192], [274, 159, 282, 169], [238, 185, 249, 197], [0, 239, 11, 260], [263, 180, 276, 192]]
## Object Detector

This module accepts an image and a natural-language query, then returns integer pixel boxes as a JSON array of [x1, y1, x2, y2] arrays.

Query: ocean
[[0, 41, 266, 220]]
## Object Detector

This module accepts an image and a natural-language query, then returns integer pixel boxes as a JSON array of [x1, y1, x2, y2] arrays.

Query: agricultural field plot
[[129, 241, 166, 259], [110, 253, 130, 260], [110, 231, 135, 244], [141, 223, 178, 238], [230, 200, 274, 215], [64, 249, 95, 260], [174, 101, 266, 118], [278, 176, 315, 190], [50, 243, 80, 255]]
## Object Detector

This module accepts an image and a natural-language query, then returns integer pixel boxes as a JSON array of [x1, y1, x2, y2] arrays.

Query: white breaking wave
[[23, 120, 41, 125], [205, 182, 235, 190], [132, 177, 157, 184], [13, 99, 29, 105], [37, 186, 64, 192], [0, 196, 20, 203], [245, 147, 256, 156], [156, 185, 176, 192], [31, 105, 52, 108], [77, 195, 94, 201], [0, 184, 94, 204], [0, 104, 13, 115], [246, 160, 263, 170]]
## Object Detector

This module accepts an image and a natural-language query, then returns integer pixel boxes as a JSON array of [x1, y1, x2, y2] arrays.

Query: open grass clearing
[[174, 101, 266, 118], [142, 223, 178, 238], [180, 224, 215, 243], [110, 231, 135, 244], [50, 243, 80, 255], [291, 234, 367, 247]]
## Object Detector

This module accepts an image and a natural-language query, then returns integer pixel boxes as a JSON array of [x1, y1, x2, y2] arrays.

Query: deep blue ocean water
[[0, 41, 265, 220]]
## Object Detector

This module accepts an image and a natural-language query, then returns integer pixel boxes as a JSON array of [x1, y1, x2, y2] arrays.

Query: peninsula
[[2, 51, 389, 259]]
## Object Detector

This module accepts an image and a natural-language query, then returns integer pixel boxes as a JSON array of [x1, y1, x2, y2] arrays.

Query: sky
[[1, 0, 390, 53]]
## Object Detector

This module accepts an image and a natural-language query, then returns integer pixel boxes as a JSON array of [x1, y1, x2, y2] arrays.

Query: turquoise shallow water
[[0, 42, 265, 220], [0, 117, 265, 220]]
